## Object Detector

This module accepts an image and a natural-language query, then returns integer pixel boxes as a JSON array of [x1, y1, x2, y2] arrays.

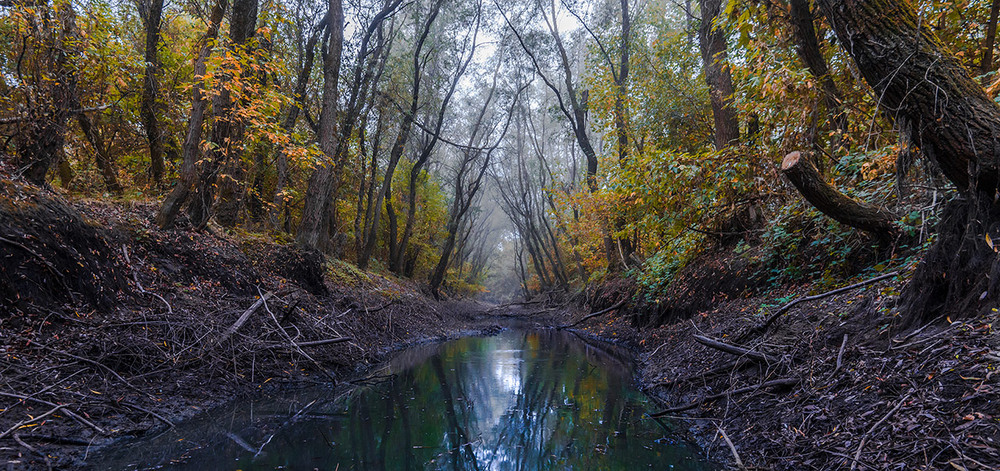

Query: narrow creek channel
[[86, 329, 712, 470]]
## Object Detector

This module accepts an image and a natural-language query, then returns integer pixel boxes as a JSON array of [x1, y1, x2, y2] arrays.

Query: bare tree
[[391, 0, 482, 274], [428, 67, 522, 296], [357, 0, 445, 269]]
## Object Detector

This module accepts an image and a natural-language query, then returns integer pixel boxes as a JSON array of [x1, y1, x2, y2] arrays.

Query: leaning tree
[[816, 0, 1000, 326]]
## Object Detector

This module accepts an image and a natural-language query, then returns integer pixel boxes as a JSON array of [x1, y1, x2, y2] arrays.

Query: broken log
[[781, 151, 897, 239]]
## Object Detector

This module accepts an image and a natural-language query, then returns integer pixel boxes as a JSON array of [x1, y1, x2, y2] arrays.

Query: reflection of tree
[[90, 331, 706, 470], [386, 370, 417, 470], [431, 356, 481, 471]]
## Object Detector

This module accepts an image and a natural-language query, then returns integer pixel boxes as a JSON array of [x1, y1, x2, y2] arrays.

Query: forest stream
[[83, 329, 712, 470]]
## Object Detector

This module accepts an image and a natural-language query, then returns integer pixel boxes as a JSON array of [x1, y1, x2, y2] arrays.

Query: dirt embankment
[[0, 182, 504, 470], [575, 249, 1000, 470]]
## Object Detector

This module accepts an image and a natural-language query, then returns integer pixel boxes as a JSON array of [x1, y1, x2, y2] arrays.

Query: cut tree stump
[[781, 151, 897, 240]]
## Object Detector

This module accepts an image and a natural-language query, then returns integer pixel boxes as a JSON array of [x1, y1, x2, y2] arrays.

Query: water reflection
[[86, 330, 711, 470]]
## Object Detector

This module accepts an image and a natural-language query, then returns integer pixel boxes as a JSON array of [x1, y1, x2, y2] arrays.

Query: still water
[[87, 329, 711, 470]]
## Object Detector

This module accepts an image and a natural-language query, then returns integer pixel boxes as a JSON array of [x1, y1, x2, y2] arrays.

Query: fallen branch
[[715, 422, 746, 470], [559, 298, 629, 329], [220, 291, 273, 342], [650, 377, 800, 416], [365, 299, 397, 313], [0, 405, 66, 441], [119, 401, 174, 428], [834, 333, 849, 375], [0, 391, 107, 436], [746, 271, 899, 338], [122, 246, 172, 314], [259, 288, 337, 383], [13, 433, 52, 471], [259, 337, 353, 350], [13, 434, 93, 446], [849, 393, 911, 471], [693, 334, 777, 363]]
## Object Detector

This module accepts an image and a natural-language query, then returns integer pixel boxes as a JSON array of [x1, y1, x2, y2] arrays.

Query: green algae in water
[[86, 330, 712, 470]]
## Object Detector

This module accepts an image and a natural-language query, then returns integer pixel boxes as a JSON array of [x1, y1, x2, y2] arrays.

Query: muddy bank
[[574, 257, 1000, 470], [0, 183, 524, 470]]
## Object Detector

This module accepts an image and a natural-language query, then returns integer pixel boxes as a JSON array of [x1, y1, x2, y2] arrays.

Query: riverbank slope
[[572, 249, 1000, 470], [0, 181, 510, 469]]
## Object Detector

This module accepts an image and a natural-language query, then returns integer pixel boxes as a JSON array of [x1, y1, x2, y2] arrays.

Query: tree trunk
[[297, 0, 345, 250], [270, 23, 322, 231], [611, 0, 634, 269], [56, 147, 74, 188], [16, 1, 79, 186], [156, 0, 229, 229], [140, 0, 166, 185], [789, 0, 848, 146], [982, 0, 1000, 83], [394, 1, 474, 273], [817, 0, 1000, 325], [781, 151, 896, 239], [186, 0, 258, 229], [699, 0, 739, 150], [76, 112, 123, 194]]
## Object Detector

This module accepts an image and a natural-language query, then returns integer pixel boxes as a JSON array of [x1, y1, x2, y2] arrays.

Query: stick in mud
[[745, 271, 899, 338], [693, 334, 777, 364], [559, 298, 628, 329], [650, 377, 800, 416]]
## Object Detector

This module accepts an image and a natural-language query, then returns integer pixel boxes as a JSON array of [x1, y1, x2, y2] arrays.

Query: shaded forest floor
[[2, 181, 998, 470], [577, 249, 1000, 470], [0, 182, 535, 470]]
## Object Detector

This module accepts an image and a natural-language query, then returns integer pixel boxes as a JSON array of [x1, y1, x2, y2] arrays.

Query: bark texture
[[817, 0, 1000, 324], [140, 0, 166, 184], [296, 0, 345, 251], [699, 0, 739, 150]]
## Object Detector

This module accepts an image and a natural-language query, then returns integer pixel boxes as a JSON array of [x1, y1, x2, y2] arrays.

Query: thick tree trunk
[[156, 0, 228, 229], [699, 0, 739, 150], [782, 151, 896, 239], [140, 0, 165, 184], [817, 0, 1000, 325]]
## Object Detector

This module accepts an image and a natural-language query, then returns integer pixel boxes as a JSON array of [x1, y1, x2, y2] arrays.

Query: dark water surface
[[87, 329, 711, 470]]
